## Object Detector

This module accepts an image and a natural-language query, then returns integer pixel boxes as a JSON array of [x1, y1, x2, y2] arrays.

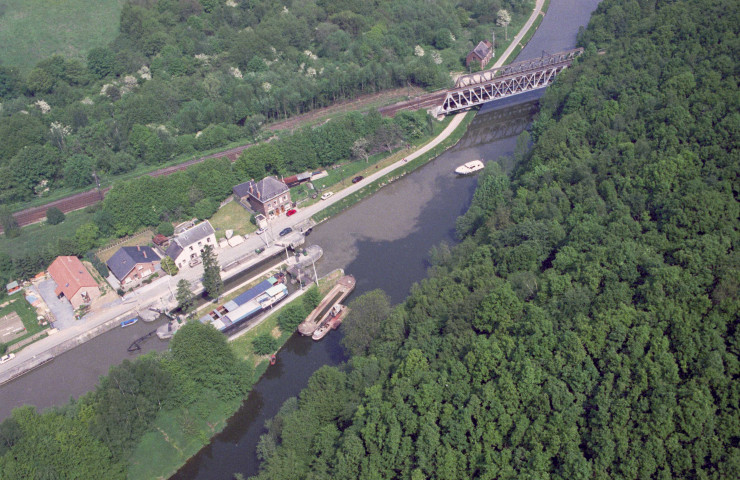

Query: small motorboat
[[455, 160, 485, 175], [121, 317, 139, 328]]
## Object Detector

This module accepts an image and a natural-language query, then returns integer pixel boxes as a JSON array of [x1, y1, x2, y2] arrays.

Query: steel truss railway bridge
[[435, 48, 583, 116]]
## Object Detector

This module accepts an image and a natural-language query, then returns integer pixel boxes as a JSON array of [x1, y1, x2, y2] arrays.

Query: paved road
[[0, 0, 546, 384]]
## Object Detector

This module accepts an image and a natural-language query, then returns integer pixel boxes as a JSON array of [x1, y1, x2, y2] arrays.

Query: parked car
[[321, 191, 334, 200], [286, 209, 297, 216], [352, 175, 364, 183], [279, 227, 293, 237], [256, 227, 266, 235], [0, 353, 15, 364], [303, 228, 313, 236]]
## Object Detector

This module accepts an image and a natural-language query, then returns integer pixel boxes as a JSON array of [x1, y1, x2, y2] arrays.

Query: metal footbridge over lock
[[436, 48, 583, 115]]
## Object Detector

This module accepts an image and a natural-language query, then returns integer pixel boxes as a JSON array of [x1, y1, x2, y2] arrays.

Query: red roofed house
[[48, 256, 101, 309], [466, 40, 494, 70]]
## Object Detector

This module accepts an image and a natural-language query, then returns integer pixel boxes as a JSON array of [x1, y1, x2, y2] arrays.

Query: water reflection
[[458, 98, 539, 150]]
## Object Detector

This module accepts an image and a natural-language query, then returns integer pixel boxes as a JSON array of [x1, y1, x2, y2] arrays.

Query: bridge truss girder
[[439, 62, 570, 115], [454, 48, 584, 88]]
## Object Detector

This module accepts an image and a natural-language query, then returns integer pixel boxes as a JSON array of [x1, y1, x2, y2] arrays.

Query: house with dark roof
[[165, 220, 217, 270], [106, 246, 161, 286], [233, 177, 291, 218], [48, 256, 101, 309], [466, 40, 494, 70]]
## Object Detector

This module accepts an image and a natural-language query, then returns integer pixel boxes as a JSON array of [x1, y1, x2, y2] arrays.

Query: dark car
[[352, 175, 364, 184], [279, 227, 293, 237], [303, 228, 313, 236]]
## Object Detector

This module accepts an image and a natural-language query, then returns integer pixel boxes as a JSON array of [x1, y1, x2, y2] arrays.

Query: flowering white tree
[[50, 122, 72, 151], [497, 9, 512, 40]]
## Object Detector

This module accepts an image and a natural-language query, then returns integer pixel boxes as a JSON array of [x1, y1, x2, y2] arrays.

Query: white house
[[165, 220, 217, 270]]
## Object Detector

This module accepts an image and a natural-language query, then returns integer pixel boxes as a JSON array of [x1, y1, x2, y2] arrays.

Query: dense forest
[[248, 0, 740, 478], [0, 0, 526, 206]]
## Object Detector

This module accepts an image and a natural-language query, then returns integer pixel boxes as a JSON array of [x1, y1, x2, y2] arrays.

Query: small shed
[[6, 281, 21, 295], [466, 40, 494, 70]]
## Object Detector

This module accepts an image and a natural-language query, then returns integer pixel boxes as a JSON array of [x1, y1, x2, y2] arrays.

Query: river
[[173, 1, 601, 477], [0, 0, 600, 476]]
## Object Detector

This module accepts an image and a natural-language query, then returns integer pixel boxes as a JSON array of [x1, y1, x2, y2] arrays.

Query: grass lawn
[[208, 201, 256, 240], [0, 0, 127, 73], [0, 296, 46, 347], [127, 390, 240, 480], [0, 208, 95, 259], [96, 230, 154, 263], [230, 310, 291, 368]]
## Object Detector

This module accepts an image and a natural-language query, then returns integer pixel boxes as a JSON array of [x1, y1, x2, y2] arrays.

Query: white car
[[0, 353, 15, 364], [321, 191, 334, 200], [256, 227, 266, 235]]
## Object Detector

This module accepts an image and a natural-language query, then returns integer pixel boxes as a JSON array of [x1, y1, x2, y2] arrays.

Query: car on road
[[0, 353, 15, 364], [303, 228, 313, 236], [286, 209, 297, 216], [352, 176, 364, 184], [279, 227, 293, 237], [321, 191, 334, 200], [256, 227, 267, 235]]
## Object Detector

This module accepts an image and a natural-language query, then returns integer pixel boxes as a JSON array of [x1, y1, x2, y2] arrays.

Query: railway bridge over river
[[434, 48, 583, 116]]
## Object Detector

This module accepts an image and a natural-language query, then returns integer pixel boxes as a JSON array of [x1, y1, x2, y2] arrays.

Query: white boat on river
[[455, 160, 485, 175]]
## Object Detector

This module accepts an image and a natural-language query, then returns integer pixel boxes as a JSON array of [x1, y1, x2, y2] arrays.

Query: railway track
[[2, 89, 446, 233]]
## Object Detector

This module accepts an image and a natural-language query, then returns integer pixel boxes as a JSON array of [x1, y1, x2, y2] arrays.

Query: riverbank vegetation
[[246, 0, 740, 478], [0, 321, 251, 479]]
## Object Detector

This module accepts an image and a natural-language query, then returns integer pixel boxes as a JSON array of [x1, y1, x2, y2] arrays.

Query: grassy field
[[208, 201, 256, 240], [0, 0, 127, 72], [127, 389, 240, 480], [0, 208, 95, 259], [0, 296, 45, 348]]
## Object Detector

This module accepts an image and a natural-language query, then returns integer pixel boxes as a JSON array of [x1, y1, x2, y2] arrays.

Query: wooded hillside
[[251, 0, 740, 478]]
